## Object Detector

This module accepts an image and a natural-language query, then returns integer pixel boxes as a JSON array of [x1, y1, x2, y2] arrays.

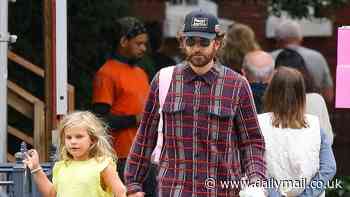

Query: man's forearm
[[105, 114, 137, 130], [92, 103, 137, 130]]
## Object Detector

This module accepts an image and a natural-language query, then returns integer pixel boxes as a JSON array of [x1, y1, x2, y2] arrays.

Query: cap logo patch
[[191, 17, 208, 28], [215, 24, 221, 32]]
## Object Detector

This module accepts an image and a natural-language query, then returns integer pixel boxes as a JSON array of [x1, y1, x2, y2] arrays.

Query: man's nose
[[192, 43, 202, 52]]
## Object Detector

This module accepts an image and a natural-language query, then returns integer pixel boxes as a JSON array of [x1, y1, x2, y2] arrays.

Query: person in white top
[[258, 67, 336, 196], [275, 48, 334, 144]]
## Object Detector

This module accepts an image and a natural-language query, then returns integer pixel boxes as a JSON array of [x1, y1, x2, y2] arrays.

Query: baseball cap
[[183, 10, 220, 39]]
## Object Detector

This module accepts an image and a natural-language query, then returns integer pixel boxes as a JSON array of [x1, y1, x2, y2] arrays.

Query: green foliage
[[268, 0, 349, 19], [326, 176, 350, 197], [207, 0, 349, 19]]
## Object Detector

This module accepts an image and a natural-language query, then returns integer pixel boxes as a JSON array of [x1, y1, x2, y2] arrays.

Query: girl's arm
[[101, 163, 127, 197], [23, 149, 56, 197], [32, 170, 56, 197]]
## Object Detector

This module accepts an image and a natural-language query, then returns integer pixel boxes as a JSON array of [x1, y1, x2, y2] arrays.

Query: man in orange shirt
[[92, 17, 155, 196]]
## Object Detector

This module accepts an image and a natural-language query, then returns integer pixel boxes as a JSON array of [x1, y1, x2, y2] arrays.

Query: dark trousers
[[117, 158, 157, 197]]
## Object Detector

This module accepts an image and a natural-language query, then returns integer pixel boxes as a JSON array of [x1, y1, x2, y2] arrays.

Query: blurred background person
[[218, 23, 260, 73], [259, 67, 336, 197], [271, 20, 334, 104], [92, 17, 156, 197], [241, 50, 275, 114], [275, 48, 334, 144]]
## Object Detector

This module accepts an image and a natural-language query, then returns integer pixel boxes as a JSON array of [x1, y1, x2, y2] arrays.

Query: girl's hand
[[23, 149, 40, 170], [101, 163, 127, 197], [127, 192, 145, 197]]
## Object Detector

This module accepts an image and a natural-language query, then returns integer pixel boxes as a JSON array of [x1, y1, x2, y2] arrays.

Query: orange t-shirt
[[93, 59, 150, 158]]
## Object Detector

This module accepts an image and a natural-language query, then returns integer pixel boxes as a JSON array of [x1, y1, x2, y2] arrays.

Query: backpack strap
[[151, 66, 175, 164], [158, 66, 175, 110]]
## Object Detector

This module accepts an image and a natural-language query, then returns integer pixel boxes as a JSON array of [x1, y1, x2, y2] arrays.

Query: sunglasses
[[184, 37, 212, 47]]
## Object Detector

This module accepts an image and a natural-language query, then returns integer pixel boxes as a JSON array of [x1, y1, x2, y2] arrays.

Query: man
[[241, 50, 275, 114], [271, 20, 334, 104], [92, 17, 156, 196], [125, 10, 266, 197]]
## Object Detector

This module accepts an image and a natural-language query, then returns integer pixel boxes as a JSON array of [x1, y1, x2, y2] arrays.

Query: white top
[[258, 113, 321, 196], [306, 93, 334, 144]]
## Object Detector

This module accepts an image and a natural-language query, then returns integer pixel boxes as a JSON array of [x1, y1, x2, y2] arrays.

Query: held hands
[[22, 149, 41, 171], [128, 192, 145, 197]]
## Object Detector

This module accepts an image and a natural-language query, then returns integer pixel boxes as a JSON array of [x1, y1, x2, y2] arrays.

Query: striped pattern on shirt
[[125, 63, 266, 197]]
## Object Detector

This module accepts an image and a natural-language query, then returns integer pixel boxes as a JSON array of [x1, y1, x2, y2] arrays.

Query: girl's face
[[64, 126, 94, 161]]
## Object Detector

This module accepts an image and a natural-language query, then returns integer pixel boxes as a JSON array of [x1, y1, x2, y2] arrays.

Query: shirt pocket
[[206, 104, 238, 153], [160, 102, 186, 159], [207, 103, 237, 127], [162, 102, 186, 113], [161, 102, 186, 131]]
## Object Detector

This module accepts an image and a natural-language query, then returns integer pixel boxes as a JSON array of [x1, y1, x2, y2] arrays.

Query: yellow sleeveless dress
[[52, 157, 115, 197]]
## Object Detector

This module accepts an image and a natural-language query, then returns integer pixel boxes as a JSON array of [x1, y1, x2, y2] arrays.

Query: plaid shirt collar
[[182, 62, 221, 85]]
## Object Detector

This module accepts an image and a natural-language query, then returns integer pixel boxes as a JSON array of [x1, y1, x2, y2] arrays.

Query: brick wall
[[131, 0, 166, 22]]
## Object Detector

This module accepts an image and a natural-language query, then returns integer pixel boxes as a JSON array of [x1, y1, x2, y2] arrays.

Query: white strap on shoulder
[[158, 66, 175, 109], [151, 66, 175, 164]]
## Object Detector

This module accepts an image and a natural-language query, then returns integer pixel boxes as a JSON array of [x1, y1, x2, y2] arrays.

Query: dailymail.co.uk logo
[[191, 17, 208, 28]]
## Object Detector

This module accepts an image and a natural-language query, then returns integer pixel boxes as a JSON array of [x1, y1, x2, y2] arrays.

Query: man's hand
[[128, 192, 145, 197]]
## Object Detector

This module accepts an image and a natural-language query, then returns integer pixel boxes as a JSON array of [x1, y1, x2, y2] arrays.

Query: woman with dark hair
[[275, 48, 334, 144], [275, 48, 316, 92], [259, 67, 336, 197]]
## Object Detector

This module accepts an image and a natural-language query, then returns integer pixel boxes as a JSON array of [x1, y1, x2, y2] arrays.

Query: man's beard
[[186, 48, 216, 68]]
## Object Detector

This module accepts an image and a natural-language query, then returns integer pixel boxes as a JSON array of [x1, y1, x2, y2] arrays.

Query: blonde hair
[[218, 23, 260, 72], [57, 111, 116, 162]]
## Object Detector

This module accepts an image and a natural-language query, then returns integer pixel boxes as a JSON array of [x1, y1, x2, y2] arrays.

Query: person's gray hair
[[242, 58, 275, 83], [275, 20, 302, 41]]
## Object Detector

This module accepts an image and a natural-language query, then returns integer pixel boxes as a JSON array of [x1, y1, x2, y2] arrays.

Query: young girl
[[259, 67, 336, 197], [23, 111, 126, 197]]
